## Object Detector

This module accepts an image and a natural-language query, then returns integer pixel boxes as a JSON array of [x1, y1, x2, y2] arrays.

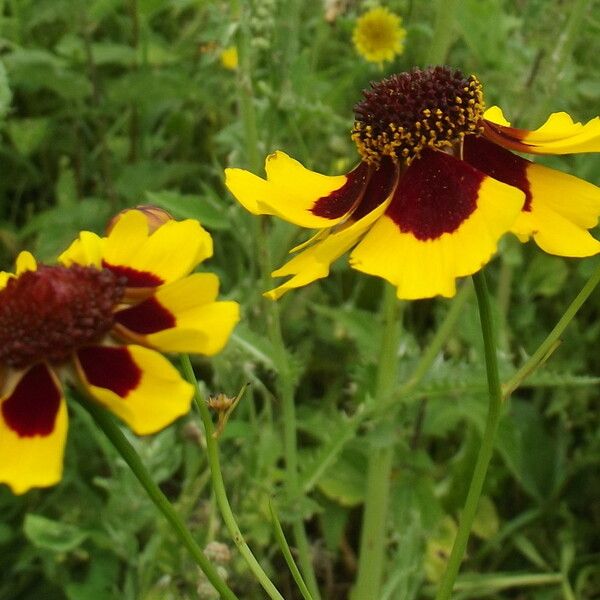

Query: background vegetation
[[0, 0, 599, 598]]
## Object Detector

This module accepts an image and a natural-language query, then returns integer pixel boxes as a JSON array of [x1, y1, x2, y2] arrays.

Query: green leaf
[[65, 551, 119, 600], [523, 254, 568, 297], [317, 446, 367, 507], [24, 514, 89, 552], [471, 495, 500, 540], [7, 118, 50, 156]]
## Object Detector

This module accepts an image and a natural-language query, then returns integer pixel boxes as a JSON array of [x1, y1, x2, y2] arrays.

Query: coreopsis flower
[[0, 210, 239, 494], [352, 6, 406, 64], [225, 66, 600, 300]]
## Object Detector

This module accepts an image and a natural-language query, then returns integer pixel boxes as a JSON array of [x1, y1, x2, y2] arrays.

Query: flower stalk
[[232, 4, 320, 594], [77, 392, 238, 600], [435, 270, 503, 600], [352, 284, 402, 600], [180, 355, 285, 600]]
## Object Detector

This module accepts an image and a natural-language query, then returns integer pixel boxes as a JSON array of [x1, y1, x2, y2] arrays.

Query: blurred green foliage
[[0, 0, 599, 598]]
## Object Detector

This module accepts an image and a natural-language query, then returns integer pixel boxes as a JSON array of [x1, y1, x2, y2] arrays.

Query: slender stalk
[[504, 261, 600, 397], [77, 394, 237, 600], [268, 299, 322, 599], [435, 270, 503, 600], [269, 501, 315, 600], [233, 0, 260, 173], [180, 356, 285, 600], [352, 284, 402, 600], [425, 0, 459, 65], [232, 3, 320, 593]]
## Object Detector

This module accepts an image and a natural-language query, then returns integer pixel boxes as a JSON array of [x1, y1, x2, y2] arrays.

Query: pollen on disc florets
[[0, 264, 125, 369], [352, 66, 485, 165]]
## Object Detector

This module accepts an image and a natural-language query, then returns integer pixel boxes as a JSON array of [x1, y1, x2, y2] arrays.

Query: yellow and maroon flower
[[0, 210, 240, 494], [225, 66, 600, 300]]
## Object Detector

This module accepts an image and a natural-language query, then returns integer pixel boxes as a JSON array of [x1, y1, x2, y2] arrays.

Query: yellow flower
[[0, 210, 240, 494], [220, 46, 238, 70], [225, 66, 600, 300], [352, 6, 406, 64]]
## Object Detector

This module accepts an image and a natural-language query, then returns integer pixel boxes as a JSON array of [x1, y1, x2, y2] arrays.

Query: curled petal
[[225, 151, 369, 228], [0, 364, 67, 494], [265, 159, 398, 299], [76, 345, 193, 435], [350, 150, 524, 299], [483, 106, 600, 154]]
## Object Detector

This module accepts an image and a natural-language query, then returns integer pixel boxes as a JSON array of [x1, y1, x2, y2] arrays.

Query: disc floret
[[0, 265, 125, 369], [352, 66, 485, 165]]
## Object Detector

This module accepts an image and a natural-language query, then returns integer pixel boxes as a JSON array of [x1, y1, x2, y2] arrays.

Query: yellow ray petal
[[58, 231, 104, 268], [103, 211, 213, 285], [483, 106, 511, 126], [0, 251, 38, 291], [225, 152, 368, 229], [511, 163, 600, 256], [0, 365, 67, 494], [483, 109, 600, 154], [350, 176, 524, 299], [114, 273, 240, 355], [76, 345, 193, 436], [265, 189, 393, 300]]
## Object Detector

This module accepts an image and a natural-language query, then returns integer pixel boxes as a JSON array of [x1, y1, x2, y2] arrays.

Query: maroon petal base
[[463, 135, 532, 210], [77, 346, 141, 397], [311, 162, 370, 219], [387, 149, 484, 240], [2, 364, 62, 437], [114, 297, 176, 334]]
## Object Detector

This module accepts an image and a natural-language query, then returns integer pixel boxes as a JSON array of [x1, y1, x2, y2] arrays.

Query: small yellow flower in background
[[352, 6, 406, 64], [0, 209, 240, 494], [220, 46, 238, 70]]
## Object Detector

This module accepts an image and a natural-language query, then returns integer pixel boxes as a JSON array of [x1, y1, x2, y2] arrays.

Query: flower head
[[352, 7, 406, 64], [220, 46, 238, 71], [225, 66, 600, 300], [0, 210, 240, 494]]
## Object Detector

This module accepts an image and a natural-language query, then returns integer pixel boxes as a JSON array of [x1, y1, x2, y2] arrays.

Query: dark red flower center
[[352, 66, 484, 165], [0, 264, 125, 369]]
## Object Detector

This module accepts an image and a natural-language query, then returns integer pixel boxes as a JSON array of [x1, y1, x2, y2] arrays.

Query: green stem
[[233, 0, 260, 173], [352, 284, 402, 600], [269, 501, 315, 600], [77, 394, 237, 600], [233, 5, 320, 589], [435, 270, 503, 600], [180, 356, 285, 600], [425, 0, 459, 65], [504, 261, 600, 397], [268, 298, 322, 599]]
